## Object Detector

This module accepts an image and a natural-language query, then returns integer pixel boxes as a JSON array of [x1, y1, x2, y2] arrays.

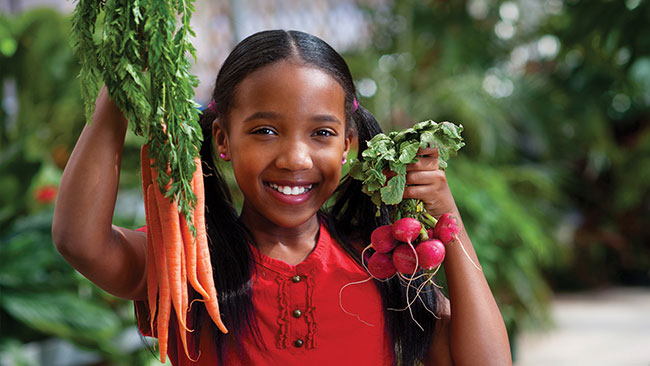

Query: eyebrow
[[243, 111, 281, 123], [311, 114, 342, 124], [243, 111, 342, 124]]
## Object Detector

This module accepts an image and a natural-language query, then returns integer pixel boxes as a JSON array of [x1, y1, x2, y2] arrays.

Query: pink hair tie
[[207, 100, 217, 114], [352, 98, 359, 112]]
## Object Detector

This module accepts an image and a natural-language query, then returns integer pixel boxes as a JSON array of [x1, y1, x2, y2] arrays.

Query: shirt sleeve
[[134, 299, 154, 337]]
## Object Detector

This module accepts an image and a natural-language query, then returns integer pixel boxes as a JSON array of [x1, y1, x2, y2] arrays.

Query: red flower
[[34, 185, 58, 204]]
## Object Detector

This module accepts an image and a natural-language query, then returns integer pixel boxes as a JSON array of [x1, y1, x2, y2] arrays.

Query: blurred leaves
[[0, 208, 149, 364], [0, 8, 150, 365], [0, 8, 83, 231], [0, 8, 85, 162], [347, 0, 650, 334], [2, 293, 120, 343], [447, 158, 559, 330]]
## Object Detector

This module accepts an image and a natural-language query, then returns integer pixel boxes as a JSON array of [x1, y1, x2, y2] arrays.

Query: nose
[[275, 138, 313, 171]]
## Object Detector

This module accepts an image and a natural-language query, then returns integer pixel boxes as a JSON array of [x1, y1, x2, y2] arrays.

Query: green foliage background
[[1, 1, 648, 364], [0, 8, 151, 365]]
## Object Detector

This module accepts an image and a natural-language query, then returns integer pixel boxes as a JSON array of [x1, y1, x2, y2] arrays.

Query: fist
[[402, 148, 458, 217]]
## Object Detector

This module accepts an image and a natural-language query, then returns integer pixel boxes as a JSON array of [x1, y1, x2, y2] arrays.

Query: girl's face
[[214, 60, 351, 229]]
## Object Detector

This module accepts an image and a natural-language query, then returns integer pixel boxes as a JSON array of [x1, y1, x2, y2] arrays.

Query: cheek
[[230, 156, 262, 192], [315, 151, 344, 185], [322, 139, 347, 169]]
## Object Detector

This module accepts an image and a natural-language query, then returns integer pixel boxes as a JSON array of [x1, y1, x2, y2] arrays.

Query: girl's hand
[[402, 148, 458, 218]]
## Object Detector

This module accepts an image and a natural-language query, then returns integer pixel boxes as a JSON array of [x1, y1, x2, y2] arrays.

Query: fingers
[[403, 170, 447, 198], [404, 170, 443, 185], [402, 182, 448, 203], [401, 148, 457, 216], [417, 147, 439, 158], [403, 171, 456, 216], [402, 184, 436, 200], [382, 147, 439, 179], [407, 147, 439, 172], [383, 147, 438, 179]]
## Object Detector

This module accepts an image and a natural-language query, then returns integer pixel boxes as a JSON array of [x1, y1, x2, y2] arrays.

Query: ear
[[342, 129, 353, 161], [212, 120, 230, 161]]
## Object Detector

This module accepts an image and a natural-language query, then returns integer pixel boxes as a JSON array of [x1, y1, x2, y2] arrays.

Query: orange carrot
[[140, 144, 152, 193], [180, 206, 209, 300], [140, 146, 159, 338], [151, 167, 192, 334], [144, 200, 159, 339], [177, 235, 198, 361], [142, 147, 227, 363], [192, 158, 229, 334], [147, 184, 171, 363]]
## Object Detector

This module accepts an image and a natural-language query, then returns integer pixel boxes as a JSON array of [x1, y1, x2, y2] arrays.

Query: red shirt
[[135, 223, 394, 365]]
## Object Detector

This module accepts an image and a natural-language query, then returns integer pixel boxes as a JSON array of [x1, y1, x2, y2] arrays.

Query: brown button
[[291, 275, 301, 283], [292, 309, 302, 318], [294, 339, 304, 347]]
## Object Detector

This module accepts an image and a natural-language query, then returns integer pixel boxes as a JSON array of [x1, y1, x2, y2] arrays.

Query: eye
[[313, 129, 336, 137], [251, 127, 276, 136]]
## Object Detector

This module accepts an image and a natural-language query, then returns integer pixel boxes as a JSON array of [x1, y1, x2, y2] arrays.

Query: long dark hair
[[194, 29, 442, 366]]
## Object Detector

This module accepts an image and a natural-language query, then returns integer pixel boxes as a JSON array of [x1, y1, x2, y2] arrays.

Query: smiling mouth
[[267, 183, 314, 196]]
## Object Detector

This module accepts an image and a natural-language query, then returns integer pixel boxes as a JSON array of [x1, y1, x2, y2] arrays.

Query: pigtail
[[189, 110, 263, 362], [329, 105, 391, 242], [328, 104, 442, 366]]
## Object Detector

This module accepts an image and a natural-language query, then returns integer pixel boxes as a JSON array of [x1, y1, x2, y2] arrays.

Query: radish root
[[338, 276, 376, 327], [453, 234, 482, 271], [401, 241, 424, 331]]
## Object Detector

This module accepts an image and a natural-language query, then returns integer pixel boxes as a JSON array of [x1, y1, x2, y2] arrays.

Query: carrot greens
[[71, 0, 201, 233]]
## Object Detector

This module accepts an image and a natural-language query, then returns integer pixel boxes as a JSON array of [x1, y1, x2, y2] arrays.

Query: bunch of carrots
[[70, 0, 224, 361], [140, 144, 228, 363]]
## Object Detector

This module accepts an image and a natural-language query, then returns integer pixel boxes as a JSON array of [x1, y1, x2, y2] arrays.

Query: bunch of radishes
[[365, 213, 460, 280], [340, 120, 473, 327]]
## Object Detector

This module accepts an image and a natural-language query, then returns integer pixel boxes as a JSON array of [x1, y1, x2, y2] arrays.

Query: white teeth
[[269, 183, 313, 195]]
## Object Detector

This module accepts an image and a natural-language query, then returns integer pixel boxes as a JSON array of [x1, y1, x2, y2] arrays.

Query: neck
[[239, 204, 321, 264]]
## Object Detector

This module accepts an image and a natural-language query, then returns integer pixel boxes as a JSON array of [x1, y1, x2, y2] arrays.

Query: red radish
[[367, 252, 397, 279], [416, 239, 446, 270], [392, 244, 418, 274], [426, 228, 434, 240], [433, 213, 460, 244], [391, 218, 422, 243], [371, 225, 399, 253]]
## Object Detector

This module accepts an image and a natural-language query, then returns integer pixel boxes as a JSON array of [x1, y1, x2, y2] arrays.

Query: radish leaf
[[349, 120, 464, 208]]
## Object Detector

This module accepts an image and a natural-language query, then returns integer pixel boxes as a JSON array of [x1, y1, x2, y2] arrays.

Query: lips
[[263, 180, 317, 205]]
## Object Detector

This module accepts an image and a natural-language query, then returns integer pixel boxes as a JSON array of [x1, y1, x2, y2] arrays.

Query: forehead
[[232, 60, 346, 116]]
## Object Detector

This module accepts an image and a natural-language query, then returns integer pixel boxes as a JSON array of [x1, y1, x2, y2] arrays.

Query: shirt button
[[291, 275, 301, 283], [292, 309, 302, 318], [294, 339, 304, 348]]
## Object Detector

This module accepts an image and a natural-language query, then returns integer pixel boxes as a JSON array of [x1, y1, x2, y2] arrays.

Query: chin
[[266, 209, 320, 229]]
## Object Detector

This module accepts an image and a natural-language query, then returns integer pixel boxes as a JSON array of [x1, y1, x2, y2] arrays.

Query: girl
[[53, 30, 511, 365]]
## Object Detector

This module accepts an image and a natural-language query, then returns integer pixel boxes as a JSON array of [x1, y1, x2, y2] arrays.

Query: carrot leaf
[[71, 0, 202, 235]]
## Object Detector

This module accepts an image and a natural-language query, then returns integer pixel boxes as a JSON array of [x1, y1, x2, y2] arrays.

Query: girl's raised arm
[[402, 148, 512, 366], [52, 86, 147, 301], [431, 215, 512, 365]]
